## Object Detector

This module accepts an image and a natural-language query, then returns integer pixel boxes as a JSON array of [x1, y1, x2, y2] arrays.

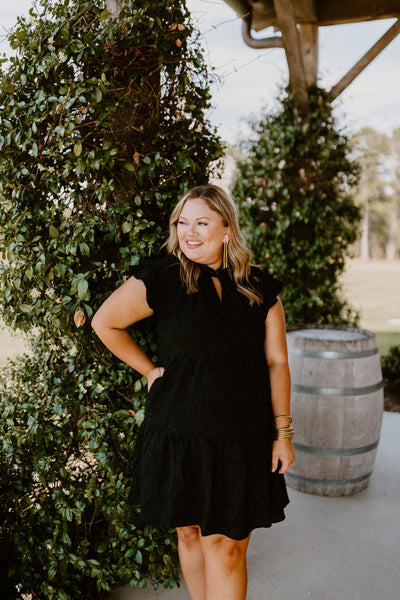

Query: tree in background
[[350, 127, 400, 260], [231, 89, 360, 327], [386, 129, 400, 260], [351, 127, 391, 259], [0, 1, 222, 598]]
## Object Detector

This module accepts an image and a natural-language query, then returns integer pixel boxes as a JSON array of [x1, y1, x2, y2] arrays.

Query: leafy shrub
[[0, 1, 223, 598], [231, 89, 361, 326], [381, 345, 400, 382]]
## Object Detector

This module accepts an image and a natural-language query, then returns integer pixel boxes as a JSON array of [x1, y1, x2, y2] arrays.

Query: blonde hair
[[165, 185, 263, 306]]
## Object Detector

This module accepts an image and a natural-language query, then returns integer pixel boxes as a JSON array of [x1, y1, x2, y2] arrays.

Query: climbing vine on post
[[232, 89, 361, 326], [0, 1, 222, 598]]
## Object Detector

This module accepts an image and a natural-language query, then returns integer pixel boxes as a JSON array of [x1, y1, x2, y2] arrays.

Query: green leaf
[[77, 279, 88, 299], [123, 162, 135, 172], [83, 303, 93, 318], [49, 225, 59, 239], [93, 88, 102, 103], [54, 125, 65, 137], [143, 156, 151, 165], [134, 410, 145, 426], [79, 242, 90, 256], [65, 507, 73, 522], [74, 141, 82, 157], [19, 304, 34, 313], [75, 160, 86, 175], [122, 221, 133, 234]]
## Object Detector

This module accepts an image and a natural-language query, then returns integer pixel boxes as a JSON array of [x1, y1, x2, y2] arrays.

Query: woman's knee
[[202, 534, 250, 570], [176, 525, 201, 549]]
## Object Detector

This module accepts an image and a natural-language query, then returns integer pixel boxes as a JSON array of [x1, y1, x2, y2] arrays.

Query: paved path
[[112, 411, 400, 600]]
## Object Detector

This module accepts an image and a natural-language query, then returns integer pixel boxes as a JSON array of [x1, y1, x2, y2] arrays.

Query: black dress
[[128, 255, 289, 540]]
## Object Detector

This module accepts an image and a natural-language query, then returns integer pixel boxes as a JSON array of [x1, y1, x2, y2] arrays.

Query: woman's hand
[[146, 366, 165, 391], [272, 439, 295, 474]]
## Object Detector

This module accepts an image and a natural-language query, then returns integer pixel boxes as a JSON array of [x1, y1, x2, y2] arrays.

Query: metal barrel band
[[293, 439, 380, 456], [292, 381, 383, 396], [289, 347, 379, 359], [285, 471, 372, 487]]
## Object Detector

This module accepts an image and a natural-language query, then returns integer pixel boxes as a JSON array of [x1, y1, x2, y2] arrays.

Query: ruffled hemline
[[128, 423, 289, 541]]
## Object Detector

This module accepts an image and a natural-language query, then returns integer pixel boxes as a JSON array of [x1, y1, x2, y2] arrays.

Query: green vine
[[0, 1, 223, 598], [231, 89, 361, 326]]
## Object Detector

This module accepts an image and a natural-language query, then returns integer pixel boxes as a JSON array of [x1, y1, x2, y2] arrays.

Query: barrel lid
[[288, 326, 374, 342]]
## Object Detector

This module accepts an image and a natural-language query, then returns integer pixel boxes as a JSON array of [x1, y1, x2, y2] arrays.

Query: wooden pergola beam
[[299, 23, 318, 88], [273, 0, 309, 110], [330, 18, 400, 99], [227, 0, 400, 31], [318, 0, 400, 27]]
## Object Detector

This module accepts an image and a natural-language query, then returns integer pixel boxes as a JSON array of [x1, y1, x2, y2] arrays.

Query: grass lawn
[[340, 259, 400, 356]]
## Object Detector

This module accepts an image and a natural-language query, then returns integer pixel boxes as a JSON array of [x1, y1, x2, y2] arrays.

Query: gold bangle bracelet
[[274, 426, 294, 440], [273, 415, 293, 423]]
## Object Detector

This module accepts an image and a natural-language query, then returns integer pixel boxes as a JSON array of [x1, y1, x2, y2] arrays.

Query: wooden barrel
[[286, 325, 384, 496]]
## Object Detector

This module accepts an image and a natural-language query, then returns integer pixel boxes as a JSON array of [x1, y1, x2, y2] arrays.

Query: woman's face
[[176, 197, 229, 269]]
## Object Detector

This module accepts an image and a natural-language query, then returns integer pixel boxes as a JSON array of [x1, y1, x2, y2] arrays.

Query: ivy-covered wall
[[0, 1, 222, 598]]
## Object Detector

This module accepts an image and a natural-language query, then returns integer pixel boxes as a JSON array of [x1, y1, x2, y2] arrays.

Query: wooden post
[[299, 23, 318, 88], [330, 18, 400, 99], [273, 0, 309, 111]]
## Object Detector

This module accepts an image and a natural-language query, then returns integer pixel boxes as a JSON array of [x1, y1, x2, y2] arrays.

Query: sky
[[1, 0, 400, 144]]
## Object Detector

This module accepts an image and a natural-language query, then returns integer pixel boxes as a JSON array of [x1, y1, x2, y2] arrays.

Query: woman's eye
[[198, 221, 207, 226]]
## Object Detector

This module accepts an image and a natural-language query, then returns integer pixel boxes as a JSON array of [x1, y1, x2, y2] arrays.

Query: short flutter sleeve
[[130, 258, 164, 312], [251, 267, 283, 317]]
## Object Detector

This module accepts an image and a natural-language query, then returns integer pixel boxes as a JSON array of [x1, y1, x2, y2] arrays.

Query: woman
[[92, 185, 294, 600]]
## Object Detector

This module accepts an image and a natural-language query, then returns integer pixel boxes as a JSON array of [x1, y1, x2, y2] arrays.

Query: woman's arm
[[264, 298, 295, 474], [91, 276, 164, 387]]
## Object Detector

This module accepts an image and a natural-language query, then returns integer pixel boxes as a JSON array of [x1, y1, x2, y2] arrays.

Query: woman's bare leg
[[200, 532, 251, 600], [177, 525, 206, 600]]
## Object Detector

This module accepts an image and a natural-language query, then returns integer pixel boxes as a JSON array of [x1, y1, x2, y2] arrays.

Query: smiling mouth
[[186, 241, 203, 249]]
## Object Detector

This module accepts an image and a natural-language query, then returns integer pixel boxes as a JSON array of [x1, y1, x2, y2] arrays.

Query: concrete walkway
[[112, 411, 400, 600]]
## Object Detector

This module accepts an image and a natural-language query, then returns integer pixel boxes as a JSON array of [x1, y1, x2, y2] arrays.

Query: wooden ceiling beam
[[250, 0, 317, 31], [318, 1, 400, 27], [330, 18, 400, 99], [236, 0, 400, 31], [273, 0, 309, 110]]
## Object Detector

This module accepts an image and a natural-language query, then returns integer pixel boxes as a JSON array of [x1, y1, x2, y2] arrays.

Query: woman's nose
[[188, 223, 198, 235]]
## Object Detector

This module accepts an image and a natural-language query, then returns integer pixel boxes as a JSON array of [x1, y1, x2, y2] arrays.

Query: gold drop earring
[[223, 237, 229, 269]]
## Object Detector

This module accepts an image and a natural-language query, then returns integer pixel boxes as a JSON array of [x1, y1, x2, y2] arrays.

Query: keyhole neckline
[[201, 264, 228, 280]]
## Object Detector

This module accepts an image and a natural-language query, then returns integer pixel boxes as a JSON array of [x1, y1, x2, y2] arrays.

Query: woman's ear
[[224, 231, 230, 243]]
